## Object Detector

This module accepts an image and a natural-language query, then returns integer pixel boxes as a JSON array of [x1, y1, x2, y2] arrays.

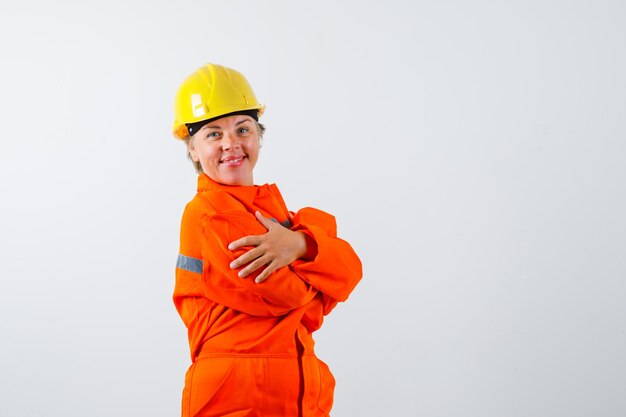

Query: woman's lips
[[220, 155, 247, 167]]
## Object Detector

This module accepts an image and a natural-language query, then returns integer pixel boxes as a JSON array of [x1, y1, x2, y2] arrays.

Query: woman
[[172, 63, 362, 417]]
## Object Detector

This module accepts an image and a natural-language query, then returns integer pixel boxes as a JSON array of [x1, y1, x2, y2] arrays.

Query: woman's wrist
[[297, 231, 318, 261]]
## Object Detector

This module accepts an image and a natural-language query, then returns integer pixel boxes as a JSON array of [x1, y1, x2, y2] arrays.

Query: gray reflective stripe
[[271, 218, 293, 228], [176, 254, 203, 274]]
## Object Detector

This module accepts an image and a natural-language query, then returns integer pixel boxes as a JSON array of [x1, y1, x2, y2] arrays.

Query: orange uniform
[[174, 174, 362, 417]]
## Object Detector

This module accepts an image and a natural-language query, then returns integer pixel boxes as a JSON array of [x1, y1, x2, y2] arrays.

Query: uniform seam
[[186, 363, 197, 416], [263, 357, 269, 417], [196, 352, 305, 359]]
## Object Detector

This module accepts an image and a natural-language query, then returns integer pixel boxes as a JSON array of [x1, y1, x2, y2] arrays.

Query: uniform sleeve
[[174, 198, 321, 317], [290, 207, 362, 302], [174, 202, 208, 327], [200, 209, 320, 316]]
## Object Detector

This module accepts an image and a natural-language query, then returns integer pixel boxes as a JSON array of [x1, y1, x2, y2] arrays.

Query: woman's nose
[[222, 133, 240, 150]]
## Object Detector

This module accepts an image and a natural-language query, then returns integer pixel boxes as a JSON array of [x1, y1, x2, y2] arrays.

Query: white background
[[1, 1, 625, 416]]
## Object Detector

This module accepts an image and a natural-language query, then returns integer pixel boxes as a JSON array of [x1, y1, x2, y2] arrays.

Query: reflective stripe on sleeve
[[176, 254, 203, 274], [270, 218, 292, 228]]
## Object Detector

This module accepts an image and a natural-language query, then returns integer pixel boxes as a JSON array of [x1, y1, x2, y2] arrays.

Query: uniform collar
[[196, 174, 282, 208]]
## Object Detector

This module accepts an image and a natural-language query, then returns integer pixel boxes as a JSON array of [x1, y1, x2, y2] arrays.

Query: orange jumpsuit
[[174, 174, 362, 417]]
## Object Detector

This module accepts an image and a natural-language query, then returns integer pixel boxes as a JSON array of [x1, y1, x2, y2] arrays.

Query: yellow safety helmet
[[172, 63, 265, 140]]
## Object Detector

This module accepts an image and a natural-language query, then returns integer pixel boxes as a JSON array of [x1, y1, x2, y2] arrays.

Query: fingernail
[[230, 262, 235, 268], [228, 244, 233, 250]]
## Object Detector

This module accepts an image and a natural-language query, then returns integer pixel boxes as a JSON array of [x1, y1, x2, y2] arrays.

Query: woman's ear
[[187, 137, 199, 162]]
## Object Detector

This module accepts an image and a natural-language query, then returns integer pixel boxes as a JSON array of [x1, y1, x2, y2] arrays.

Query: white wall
[[1, 1, 625, 416]]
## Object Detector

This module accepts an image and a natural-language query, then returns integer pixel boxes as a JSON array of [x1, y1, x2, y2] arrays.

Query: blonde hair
[[184, 122, 266, 174]]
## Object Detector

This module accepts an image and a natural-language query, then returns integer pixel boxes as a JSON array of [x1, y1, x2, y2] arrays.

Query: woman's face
[[188, 114, 260, 186]]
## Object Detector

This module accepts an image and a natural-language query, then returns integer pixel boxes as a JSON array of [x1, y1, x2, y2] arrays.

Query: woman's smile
[[220, 154, 247, 167]]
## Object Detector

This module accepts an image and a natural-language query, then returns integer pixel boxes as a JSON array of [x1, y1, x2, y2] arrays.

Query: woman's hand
[[228, 211, 314, 283]]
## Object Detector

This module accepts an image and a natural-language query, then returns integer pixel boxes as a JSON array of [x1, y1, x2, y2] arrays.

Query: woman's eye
[[238, 127, 249, 134], [207, 131, 221, 140]]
